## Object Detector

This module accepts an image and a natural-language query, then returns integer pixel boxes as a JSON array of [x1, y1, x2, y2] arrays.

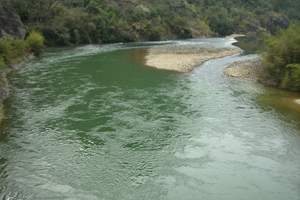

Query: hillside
[[1, 0, 300, 46]]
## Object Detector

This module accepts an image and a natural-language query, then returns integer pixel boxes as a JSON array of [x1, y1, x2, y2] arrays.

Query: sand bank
[[145, 47, 241, 72], [145, 36, 242, 72]]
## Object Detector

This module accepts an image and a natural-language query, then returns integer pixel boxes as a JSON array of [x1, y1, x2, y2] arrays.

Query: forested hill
[[1, 0, 300, 46]]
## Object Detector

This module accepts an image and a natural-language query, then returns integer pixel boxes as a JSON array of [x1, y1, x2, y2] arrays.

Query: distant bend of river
[[0, 38, 300, 200]]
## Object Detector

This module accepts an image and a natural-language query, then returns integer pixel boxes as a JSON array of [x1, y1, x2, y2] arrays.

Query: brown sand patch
[[145, 47, 241, 72]]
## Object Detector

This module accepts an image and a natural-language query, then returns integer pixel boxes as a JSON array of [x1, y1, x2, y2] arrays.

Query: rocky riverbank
[[224, 56, 280, 87], [0, 3, 25, 38], [224, 57, 263, 80], [0, 71, 10, 124], [224, 56, 300, 112], [0, 55, 34, 126]]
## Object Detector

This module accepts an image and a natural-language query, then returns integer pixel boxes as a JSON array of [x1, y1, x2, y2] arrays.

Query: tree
[[263, 24, 300, 90]]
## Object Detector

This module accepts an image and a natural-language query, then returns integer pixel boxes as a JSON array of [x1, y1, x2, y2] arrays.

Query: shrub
[[280, 64, 300, 90], [0, 37, 27, 64], [26, 31, 45, 56], [0, 56, 6, 69]]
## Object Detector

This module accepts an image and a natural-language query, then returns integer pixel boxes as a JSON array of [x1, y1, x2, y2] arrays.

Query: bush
[[0, 56, 6, 69], [280, 64, 300, 90], [0, 32, 44, 67], [0, 37, 27, 64], [26, 31, 45, 56]]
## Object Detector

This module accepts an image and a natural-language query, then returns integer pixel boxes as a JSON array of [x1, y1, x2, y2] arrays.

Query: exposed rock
[[224, 57, 278, 87], [0, 2, 25, 126], [224, 57, 263, 80], [0, 3, 26, 38], [266, 13, 289, 34], [0, 71, 10, 126]]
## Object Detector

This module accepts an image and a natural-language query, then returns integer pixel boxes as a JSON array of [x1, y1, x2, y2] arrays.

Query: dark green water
[[0, 38, 300, 200]]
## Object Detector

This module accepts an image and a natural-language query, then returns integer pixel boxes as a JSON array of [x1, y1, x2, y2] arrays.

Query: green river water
[[0, 38, 300, 200]]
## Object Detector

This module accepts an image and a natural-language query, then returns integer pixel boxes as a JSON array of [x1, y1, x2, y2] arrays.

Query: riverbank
[[224, 56, 281, 87], [224, 57, 263, 80], [0, 69, 12, 126], [224, 56, 300, 113], [145, 36, 242, 72], [0, 70, 10, 124], [0, 55, 34, 126]]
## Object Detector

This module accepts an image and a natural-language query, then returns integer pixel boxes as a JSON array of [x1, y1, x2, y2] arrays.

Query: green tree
[[263, 24, 300, 90]]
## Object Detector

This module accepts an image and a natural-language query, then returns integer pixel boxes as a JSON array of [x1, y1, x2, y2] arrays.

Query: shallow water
[[0, 38, 300, 200]]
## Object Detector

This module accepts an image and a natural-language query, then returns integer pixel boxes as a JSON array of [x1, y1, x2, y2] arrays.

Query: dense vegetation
[[1, 0, 300, 46], [263, 24, 300, 91], [0, 31, 44, 68]]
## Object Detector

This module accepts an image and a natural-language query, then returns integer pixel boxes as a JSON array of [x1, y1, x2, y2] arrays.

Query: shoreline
[[144, 35, 243, 72], [224, 55, 279, 87], [0, 54, 34, 126], [224, 57, 263, 80], [224, 56, 300, 111]]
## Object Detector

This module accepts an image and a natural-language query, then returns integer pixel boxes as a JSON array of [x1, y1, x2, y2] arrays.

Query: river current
[[0, 38, 299, 200]]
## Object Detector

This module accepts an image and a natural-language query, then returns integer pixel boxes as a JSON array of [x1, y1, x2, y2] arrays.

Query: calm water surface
[[0, 38, 300, 200]]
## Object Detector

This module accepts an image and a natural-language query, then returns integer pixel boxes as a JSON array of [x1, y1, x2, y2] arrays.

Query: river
[[0, 38, 299, 200]]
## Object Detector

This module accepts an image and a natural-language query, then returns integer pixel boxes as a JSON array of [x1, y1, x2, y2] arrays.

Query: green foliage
[[263, 24, 300, 90], [26, 31, 45, 56], [6, 0, 300, 45], [0, 31, 45, 67], [280, 64, 300, 90], [0, 37, 27, 64], [234, 32, 268, 54], [206, 7, 235, 36], [0, 56, 6, 69]]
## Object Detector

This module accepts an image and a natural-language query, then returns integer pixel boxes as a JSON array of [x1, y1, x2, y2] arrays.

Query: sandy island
[[145, 36, 243, 72]]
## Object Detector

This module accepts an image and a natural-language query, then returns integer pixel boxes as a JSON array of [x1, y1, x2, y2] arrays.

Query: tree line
[[1, 0, 299, 46]]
